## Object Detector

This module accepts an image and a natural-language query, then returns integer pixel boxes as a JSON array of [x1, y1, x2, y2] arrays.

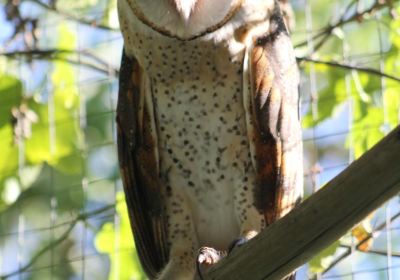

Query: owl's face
[[169, 0, 198, 22], [128, 0, 240, 39]]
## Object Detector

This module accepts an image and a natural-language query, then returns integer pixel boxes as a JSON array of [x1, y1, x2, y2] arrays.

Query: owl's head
[[169, 0, 198, 22], [124, 0, 242, 39]]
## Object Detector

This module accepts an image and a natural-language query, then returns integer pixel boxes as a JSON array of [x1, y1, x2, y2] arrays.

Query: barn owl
[[116, 0, 302, 279]]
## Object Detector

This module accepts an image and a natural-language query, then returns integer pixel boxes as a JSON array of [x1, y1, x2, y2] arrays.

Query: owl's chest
[[126, 18, 259, 248], [141, 40, 248, 160], [142, 40, 253, 201], [143, 39, 255, 248], [146, 40, 245, 129]]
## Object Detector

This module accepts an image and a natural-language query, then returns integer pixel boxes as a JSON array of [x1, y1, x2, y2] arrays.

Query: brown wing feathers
[[251, 4, 302, 225], [116, 51, 168, 278]]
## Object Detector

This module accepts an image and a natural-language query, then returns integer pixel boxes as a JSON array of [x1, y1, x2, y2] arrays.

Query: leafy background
[[0, 0, 399, 279]]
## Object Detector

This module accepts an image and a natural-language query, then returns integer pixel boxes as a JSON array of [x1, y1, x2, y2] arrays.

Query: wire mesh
[[0, 0, 399, 280]]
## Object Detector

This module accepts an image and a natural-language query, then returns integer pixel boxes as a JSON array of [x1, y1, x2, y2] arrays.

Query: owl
[[116, 0, 303, 279]]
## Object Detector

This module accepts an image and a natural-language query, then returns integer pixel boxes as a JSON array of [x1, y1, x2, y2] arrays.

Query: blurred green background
[[0, 0, 399, 279]]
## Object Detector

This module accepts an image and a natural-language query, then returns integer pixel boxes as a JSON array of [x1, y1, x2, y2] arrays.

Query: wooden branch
[[205, 125, 400, 280]]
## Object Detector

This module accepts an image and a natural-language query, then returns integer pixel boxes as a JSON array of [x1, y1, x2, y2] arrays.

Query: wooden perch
[[205, 125, 400, 280]]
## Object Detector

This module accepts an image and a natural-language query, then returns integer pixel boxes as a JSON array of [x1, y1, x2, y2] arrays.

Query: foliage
[[95, 193, 145, 280], [298, 0, 400, 275], [0, 74, 22, 200], [25, 24, 82, 170], [309, 241, 340, 273], [0, 0, 399, 279], [0, 1, 127, 278], [0, 24, 82, 211]]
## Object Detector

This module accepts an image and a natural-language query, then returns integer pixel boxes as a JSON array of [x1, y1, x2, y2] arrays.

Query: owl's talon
[[197, 247, 224, 264], [228, 236, 250, 254], [196, 247, 226, 279]]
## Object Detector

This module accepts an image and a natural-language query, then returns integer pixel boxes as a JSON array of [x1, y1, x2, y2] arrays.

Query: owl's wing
[[116, 50, 168, 278], [245, 6, 303, 226]]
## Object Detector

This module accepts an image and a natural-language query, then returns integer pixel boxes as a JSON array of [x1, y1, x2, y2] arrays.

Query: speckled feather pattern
[[117, 0, 301, 279], [122, 12, 264, 262]]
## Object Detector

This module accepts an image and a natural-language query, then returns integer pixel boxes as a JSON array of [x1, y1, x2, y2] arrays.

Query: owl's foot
[[197, 247, 225, 264], [196, 247, 226, 279], [228, 236, 249, 253], [195, 231, 258, 279], [228, 230, 258, 253]]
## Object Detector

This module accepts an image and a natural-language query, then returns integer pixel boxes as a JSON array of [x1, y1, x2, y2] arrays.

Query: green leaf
[[25, 24, 82, 174], [0, 74, 23, 128], [56, 0, 100, 13], [390, 6, 400, 49], [102, 0, 119, 28], [95, 193, 146, 280], [309, 240, 340, 273], [302, 65, 347, 128], [55, 152, 83, 175], [384, 15, 400, 130], [0, 125, 17, 176], [348, 71, 384, 159], [349, 4, 400, 157], [0, 125, 18, 208]]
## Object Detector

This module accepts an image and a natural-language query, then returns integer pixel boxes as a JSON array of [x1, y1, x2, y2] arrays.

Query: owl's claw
[[197, 247, 225, 264], [196, 247, 226, 280], [228, 236, 250, 254], [228, 230, 258, 254]]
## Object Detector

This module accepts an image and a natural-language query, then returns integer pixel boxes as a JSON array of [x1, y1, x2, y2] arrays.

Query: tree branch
[[0, 48, 119, 76], [295, 0, 390, 50], [313, 211, 400, 279], [24, 0, 119, 31], [298, 57, 400, 83], [306, 211, 400, 279], [339, 244, 400, 258], [205, 125, 400, 280], [0, 204, 116, 280]]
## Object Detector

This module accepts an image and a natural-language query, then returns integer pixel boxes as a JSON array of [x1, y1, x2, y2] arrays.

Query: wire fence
[[0, 0, 399, 279]]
